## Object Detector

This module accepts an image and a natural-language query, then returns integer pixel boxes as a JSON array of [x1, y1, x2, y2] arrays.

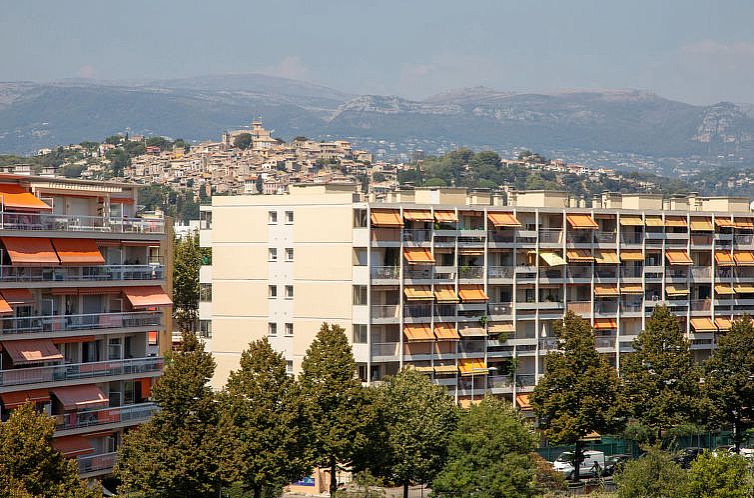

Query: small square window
[[285, 285, 294, 298], [353, 285, 368, 305], [268, 248, 278, 261], [286, 360, 294, 375], [285, 248, 294, 261], [285, 211, 294, 224], [285, 323, 294, 336], [268, 323, 277, 336], [268, 211, 278, 224], [268, 285, 278, 298], [353, 209, 367, 228], [353, 324, 367, 343]]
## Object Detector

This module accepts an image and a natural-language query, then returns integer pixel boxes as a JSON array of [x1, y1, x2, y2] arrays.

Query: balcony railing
[[0, 212, 163, 234], [488, 232, 514, 243], [690, 299, 712, 312], [459, 266, 484, 279], [567, 301, 591, 314], [0, 357, 163, 388], [0, 311, 163, 335], [515, 374, 536, 388], [620, 233, 643, 245], [488, 302, 513, 316], [404, 305, 432, 318], [370, 266, 399, 279], [402, 230, 432, 244], [371, 305, 400, 319], [620, 267, 643, 278], [691, 267, 712, 279], [0, 264, 163, 283], [595, 337, 616, 348], [539, 229, 563, 243], [595, 302, 619, 314], [56, 402, 158, 431], [567, 233, 592, 244], [488, 266, 514, 279], [371, 343, 400, 357], [77, 452, 117, 474], [594, 232, 617, 244], [404, 267, 433, 280], [567, 267, 592, 279]]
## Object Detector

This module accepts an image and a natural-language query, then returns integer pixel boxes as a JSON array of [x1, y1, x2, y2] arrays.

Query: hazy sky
[[3, 0, 754, 104]]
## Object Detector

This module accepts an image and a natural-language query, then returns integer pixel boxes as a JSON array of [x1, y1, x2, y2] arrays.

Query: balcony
[[690, 267, 712, 280], [594, 302, 619, 314], [594, 232, 617, 244], [566, 233, 592, 245], [370, 266, 399, 280], [691, 234, 713, 247], [402, 230, 432, 245], [567, 267, 592, 280], [0, 264, 164, 283], [488, 266, 514, 279], [488, 232, 514, 244], [539, 229, 563, 244], [371, 342, 400, 358], [620, 233, 643, 245], [488, 302, 513, 317], [620, 268, 643, 279], [0, 212, 163, 234], [404, 267, 433, 280], [0, 311, 162, 336], [371, 305, 400, 320], [690, 299, 712, 312], [567, 301, 591, 314], [56, 402, 158, 433], [78, 452, 116, 476], [595, 336, 616, 349], [0, 357, 163, 389], [515, 374, 536, 388], [459, 266, 484, 279], [404, 305, 432, 319]]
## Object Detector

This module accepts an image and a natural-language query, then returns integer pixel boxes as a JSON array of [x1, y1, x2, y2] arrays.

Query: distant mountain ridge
[[1, 74, 754, 165]]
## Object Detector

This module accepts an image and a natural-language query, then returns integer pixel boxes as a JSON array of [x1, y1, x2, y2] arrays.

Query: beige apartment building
[[200, 184, 754, 407]]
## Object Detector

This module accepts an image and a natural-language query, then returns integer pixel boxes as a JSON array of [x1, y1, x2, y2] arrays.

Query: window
[[357, 364, 368, 382], [268, 323, 277, 336], [353, 324, 368, 343], [286, 360, 294, 375], [285, 211, 294, 224], [268, 285, 278, 298], [285, 323, 294, 336], [199, 320, 212, 339], [353, 285, 368, 305], [285, 248, 294, 261], [268, 248, 278, 261], [199, 283, 212, 302], [353, 209, 367, 228], [268, 211, 278, 224], [353, 248, 368, 266], [285, 285, 294, 298]]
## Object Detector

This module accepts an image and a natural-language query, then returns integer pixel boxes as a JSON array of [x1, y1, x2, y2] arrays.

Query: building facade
[[201, 184, 754, 407], [0, 176, 171, 478]]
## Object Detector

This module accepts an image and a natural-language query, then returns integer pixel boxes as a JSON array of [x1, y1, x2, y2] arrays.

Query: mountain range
[[2, 73, 754, 167]]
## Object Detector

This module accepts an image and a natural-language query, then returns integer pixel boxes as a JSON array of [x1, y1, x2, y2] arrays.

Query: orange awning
[[403, 247, 435, 265], [123, 286, 173, 308], [594, 285, 619, 297], [459, 358, 487, 376], [434, 210, 458, 223], [458, 285, 488, 302], [666, 284, 690, 296], [566, 214, 598, 229], [665, 216, 687, 227], [403, 209, 434, 222], [0, 184, 51, 211], [619, 249, 644, 262], [715, 284, 735, 295], [370, 210, 403, 228], [148, 331, 158, 345], [594, 318, 617, 330], [0, 296, 11, 315], [0, 389, 50, 409], [715, 251, 735, 266], [735, 218, 754, 229], [433, 322, 460, 341], [52, 385, 109, 411], [619, 215, 644, 226], [404, 286, 434, 301], [734, 251, 754, 266], [715, 317, 732, 331], [645, 216, 664, 227], [434, 285, 459, 303], [567, 249, 594, 262], [620, 284, 644, 294], [109, 196, 135, 204], [690, 218, 713, 231], [403, 324, 435, 342], [2, 339, 63, 364], [595, 251, 619, 264], [690, 317, 716, 332], [665, 250, 693, 265], [1, 237, 60, 266], [51, 239, 105, 266], [1, 288, 34, 306], [715, 218, 736, 228], [51, 336, 96, 345], [53, 436, 95, 457], [515, 394, 532, 410], [487, 212, 521, 228], [734, 284, 754, 294]]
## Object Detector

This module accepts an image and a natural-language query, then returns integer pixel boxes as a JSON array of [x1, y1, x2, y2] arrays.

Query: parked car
[[673, 447, 704, 469], [552, 450, 606, 479], [603, 454, 631, 476]]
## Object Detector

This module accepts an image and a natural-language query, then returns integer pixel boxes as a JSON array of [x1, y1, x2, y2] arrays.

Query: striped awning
[[370, 209, 403, 227], [594, 285, 619, 297], [689, 218, 713, 231], [595, 251, 619, 264], [487, 212, 521, 228], [403, 210, 434, 222], [619, 249, 644, 261], [567, 249, 594, 262], [619, 215, 644, 226], [690, 317, 716, 332], [665, 250, 693, 265], [715, 251, 735, 266], [566, 214, 598, 229], [404, 286, 433, 301]]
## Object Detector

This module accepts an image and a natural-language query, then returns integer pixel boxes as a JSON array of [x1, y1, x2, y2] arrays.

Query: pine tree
[[299, 323, 372, 495], [704, 316, 754, 452], [621, 306, 704, 441], [375, 368, 458, 498], [530, 311, 625, 481], [432, 397, 537, 498], [116, 331, 222, 497], [219, 338, 312, 498], [0, 403, 100, 498]]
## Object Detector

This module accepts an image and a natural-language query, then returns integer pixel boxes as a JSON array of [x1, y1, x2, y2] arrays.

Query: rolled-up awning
[[735, 218, 754, 229], [715, 218, 735, 228], [459, 358, 487, 376], [619, 215, 644, 226], [620, 284, 644, 294], [665, 250, 693, 265], [689, 218, 713, 231], [123, 286, 172, 308], [403, 247, 435, 265], [0, 296, 11, 315], [458, 326, 487, 337], [1, 288, 34, 306], [404, 286, 433, 301], [410, 366, 435, 374], [433, 285, 459, 303], [403, 210, 433, 222], [370, 210, 403, 228], [690, 317, 716, 332], [52, 385, 109, 411], [1, 237, 60, 266], [567, 249, 593, 262], [433, 364, 459, 374], [715, 317, 732, 331], [458, 285, 488, 302], [489, 322, 515, 334], [539, 252, 566, 266], [516, 394, 532, 410], [53, 436, 95, 457], [2, 339, 63, 364], [0, 184, 51, 211], [665, 216, 687, 227], [619, 249, 644, 262], [434, 210, 458, 223], [566, 214, 598, 229], [715, 284, 735, 295], [403, 324, 434, 342], [0, 389, 50, 409], [51, 239, 105, 265], [733, 251, 754, 266], [487, 212, 521, 228], [595, 251, 619, 264], [645, 216, 663, 227], [594, 318, 617, 330], [433, 323, 460, 341], [734, 284, 754, 294], [666, 284, 690, 296], [594, 285, 619, 297], [715, 251, 735, 266]]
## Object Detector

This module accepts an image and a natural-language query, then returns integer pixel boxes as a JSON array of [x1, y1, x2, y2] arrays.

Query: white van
[[552, 450, 606, 479]]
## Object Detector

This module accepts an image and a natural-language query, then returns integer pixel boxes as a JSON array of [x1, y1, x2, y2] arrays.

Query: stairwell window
[[268, 248, 278, 261], [268, 323, 277, 336], [268, 211, 278, 224], [285, 323, 294, 336], [353, 324, 368, 343], [285, 211, 294, 224], [268, 285, 278, 298], [353, 285, 368, 305], [285, 248, 294, 261], [285, 285, 294, 299]]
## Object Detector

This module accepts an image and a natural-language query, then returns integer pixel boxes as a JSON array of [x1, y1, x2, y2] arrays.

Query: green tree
[[0, 403, 100, 498], [686, 451, 753, 498], [432, 397, 537, 498], [621, 306, 704, 441], [116, 331, 222, 497], [423, 177, 447, 187], [704, 316, 754, 452], [299, 323, 372, 496], [219, 338, 312, 498], [375, 368, 458, 498], [172, 233, 203, 332], [530, 311, 626, 480], [234, 133, 253, 150], [614, 446, 687, 498], [146, 136, 173, 151]]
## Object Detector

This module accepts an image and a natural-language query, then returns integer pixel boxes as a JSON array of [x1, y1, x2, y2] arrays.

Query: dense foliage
[[172, 233, 210, 332], [614, 446, 688, 498]]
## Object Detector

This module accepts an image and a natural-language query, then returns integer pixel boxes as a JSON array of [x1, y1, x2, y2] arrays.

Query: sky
[[3, 0, 754, 104]]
